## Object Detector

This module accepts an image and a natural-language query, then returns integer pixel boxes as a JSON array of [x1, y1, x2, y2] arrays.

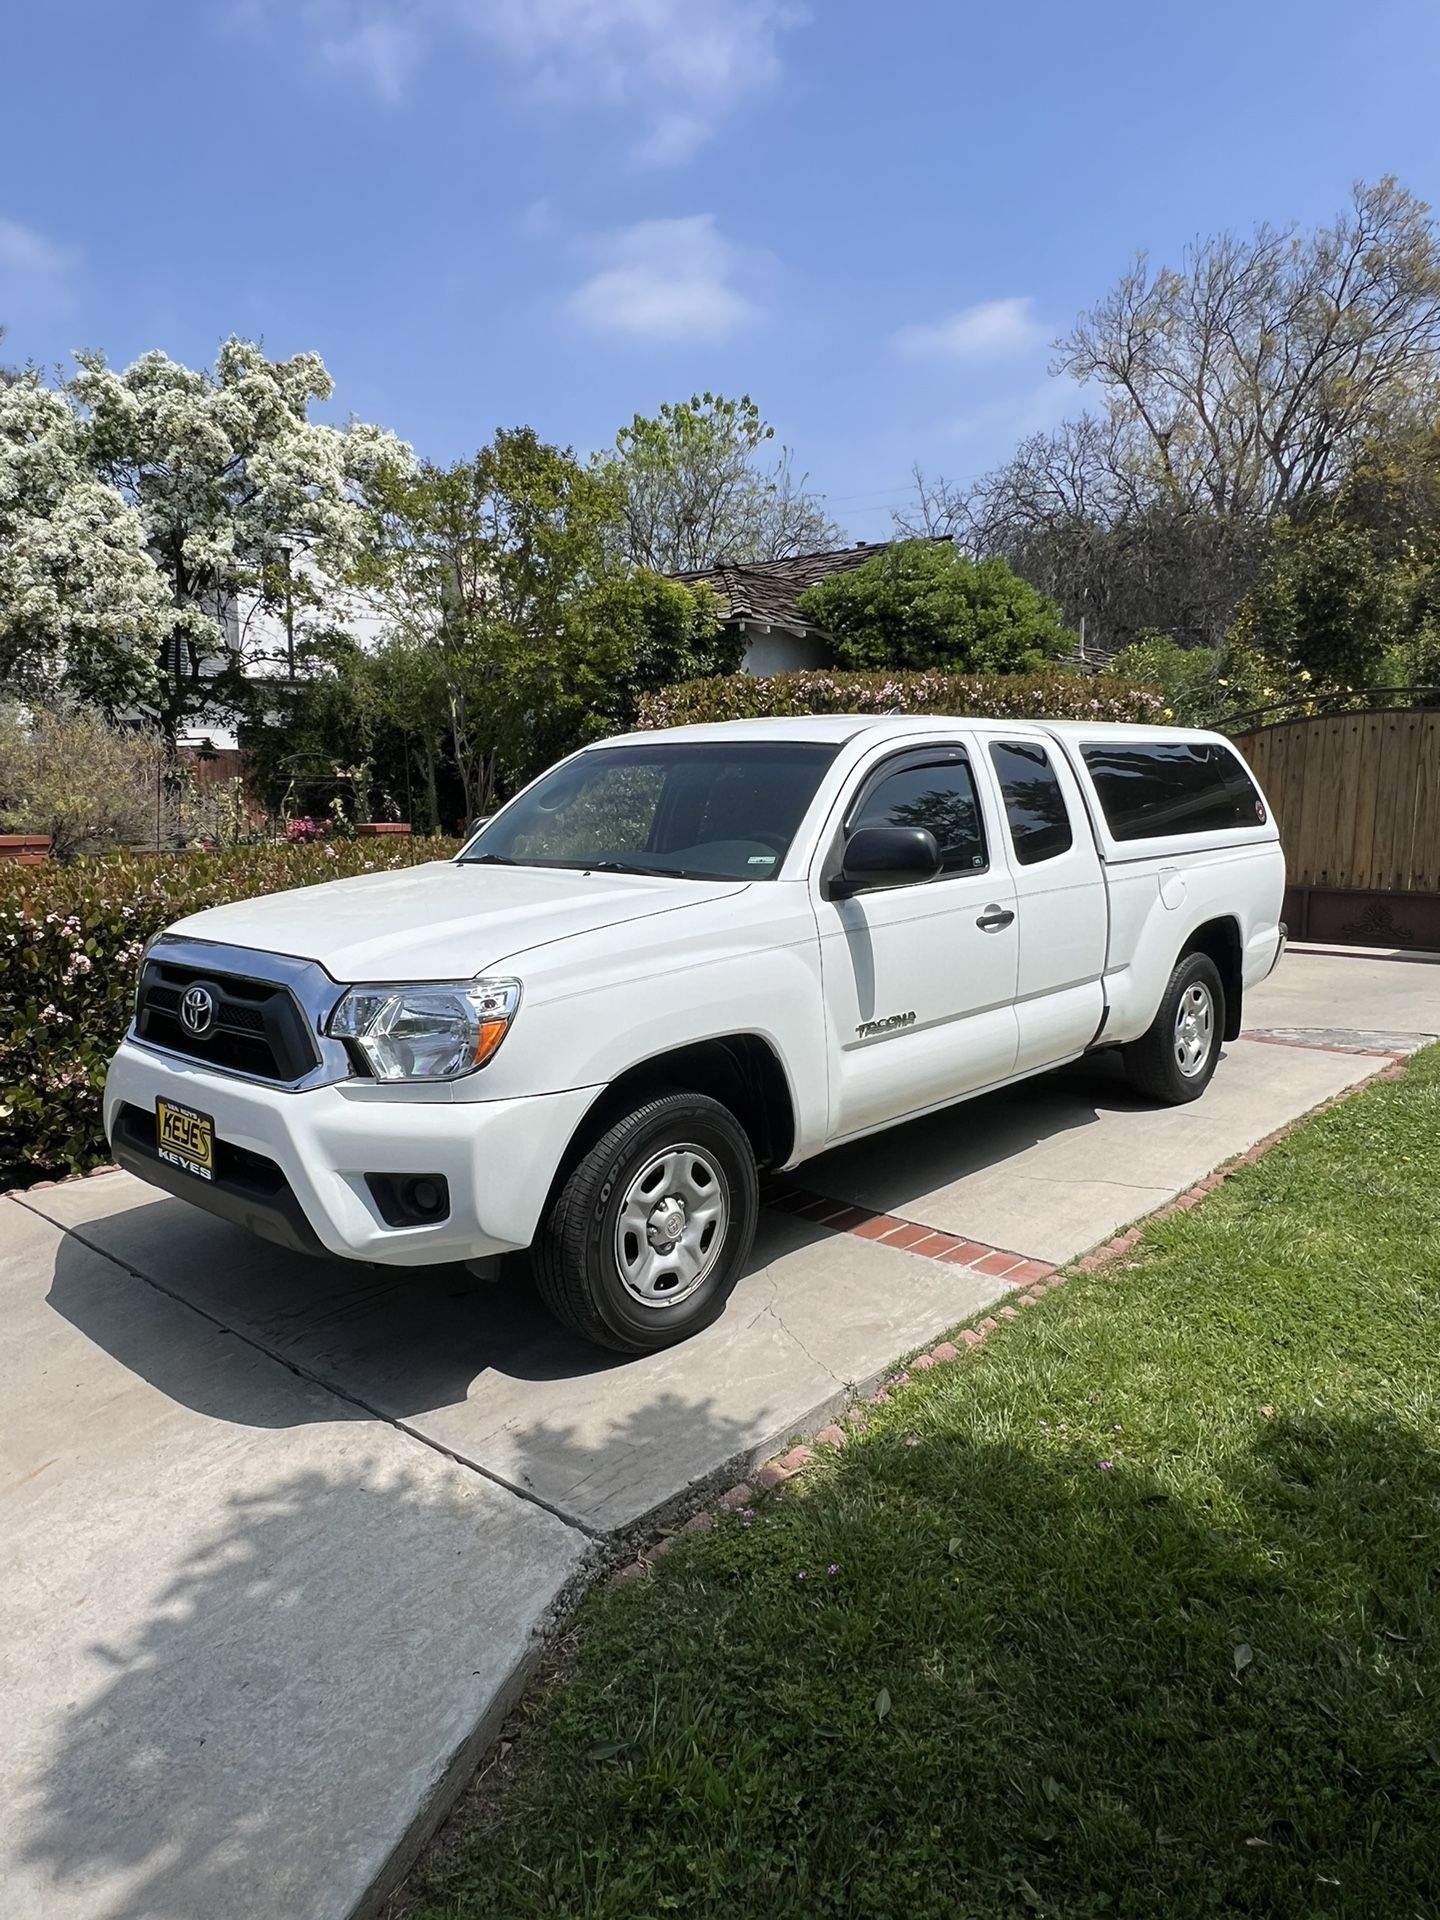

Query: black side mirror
[[465, 816, 491, 839], [832, 824, 942, 898]]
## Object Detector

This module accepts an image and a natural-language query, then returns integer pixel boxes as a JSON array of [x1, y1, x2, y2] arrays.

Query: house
[[672, 540, 904, 675]]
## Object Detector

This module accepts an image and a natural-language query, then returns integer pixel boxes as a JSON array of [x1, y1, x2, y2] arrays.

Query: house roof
[[672, 540, 907, 636]]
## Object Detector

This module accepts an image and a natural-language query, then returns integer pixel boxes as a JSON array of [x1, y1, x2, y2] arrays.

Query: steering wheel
[[745, 830, 789, 854]]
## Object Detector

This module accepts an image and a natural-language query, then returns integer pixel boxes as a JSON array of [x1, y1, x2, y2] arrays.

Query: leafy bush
[[634, 666, 1166, 731], [0, 706, 162, 861], [795, 541, 1074, 673], [0, 836, 458, 1187], [1103, 633, 1282, 727]]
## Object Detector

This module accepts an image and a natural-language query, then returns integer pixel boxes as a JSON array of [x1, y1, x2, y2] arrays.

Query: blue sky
[[4, 0, 1440, 541]]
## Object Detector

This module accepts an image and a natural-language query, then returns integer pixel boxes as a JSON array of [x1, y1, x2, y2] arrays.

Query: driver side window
[[853, 759, 988, 875]]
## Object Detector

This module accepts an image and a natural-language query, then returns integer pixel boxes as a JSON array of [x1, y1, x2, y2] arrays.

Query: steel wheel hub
[[1174, 981, 1215, 1078], [615, 1144, 729, 1309]]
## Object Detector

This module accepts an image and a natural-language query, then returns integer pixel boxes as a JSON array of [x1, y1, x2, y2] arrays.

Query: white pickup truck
[[106, 716, 1285, 1351]]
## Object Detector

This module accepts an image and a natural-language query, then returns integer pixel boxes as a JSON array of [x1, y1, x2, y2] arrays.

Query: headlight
[[330, 978, 521, 1081]]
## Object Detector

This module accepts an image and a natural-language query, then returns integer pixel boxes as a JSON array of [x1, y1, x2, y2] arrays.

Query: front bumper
[[104, 1039, 601, 1267]]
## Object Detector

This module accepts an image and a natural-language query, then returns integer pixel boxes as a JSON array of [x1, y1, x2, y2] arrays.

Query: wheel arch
[[543, 1033, 798, 1214], [1180, 915, 1244, 1039]]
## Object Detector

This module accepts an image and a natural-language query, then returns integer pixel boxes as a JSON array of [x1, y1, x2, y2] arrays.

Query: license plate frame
[[155, 1097, 216, 1181]]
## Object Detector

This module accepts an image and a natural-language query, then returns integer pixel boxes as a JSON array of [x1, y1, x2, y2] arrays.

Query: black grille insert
[[135, 960, 321, 1083]]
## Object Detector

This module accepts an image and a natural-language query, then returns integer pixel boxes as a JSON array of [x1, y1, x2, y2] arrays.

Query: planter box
[[0, 834, 51, 866], [355, 822, 412, 837]]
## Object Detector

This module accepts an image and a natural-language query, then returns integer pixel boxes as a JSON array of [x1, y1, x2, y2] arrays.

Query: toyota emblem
[[180, 985, 215, 1035]]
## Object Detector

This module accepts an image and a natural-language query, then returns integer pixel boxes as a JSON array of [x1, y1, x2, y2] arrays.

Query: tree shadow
[[42, 1204, 837, 1433], [11, 1392, 767, 1920]]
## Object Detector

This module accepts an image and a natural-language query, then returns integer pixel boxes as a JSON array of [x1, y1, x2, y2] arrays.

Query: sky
[[4, 0, 1440, 543]]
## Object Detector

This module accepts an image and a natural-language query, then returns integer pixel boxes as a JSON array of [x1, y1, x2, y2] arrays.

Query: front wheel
[[1123, 952, 1225, 1105], [532, 1090, 759, 1352]]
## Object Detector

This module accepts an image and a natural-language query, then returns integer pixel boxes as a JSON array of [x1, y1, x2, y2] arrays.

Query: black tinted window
[[854, 760, 987, 874], [1081, 741, 1265, 842], [990, 742, 1073, 865]]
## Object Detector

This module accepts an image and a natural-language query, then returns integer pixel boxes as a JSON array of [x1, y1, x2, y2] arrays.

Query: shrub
[[0, 836, 458, 1187], [795, 541, 1074, 673], [1103, 633, 1279, 727], [634, 667, 1166, 731], [0, 705, 162, 861]]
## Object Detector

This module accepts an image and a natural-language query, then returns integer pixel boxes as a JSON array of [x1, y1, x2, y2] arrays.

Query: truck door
[[982, 736, 1107, 1072], [813, 742, 1020, 1142]]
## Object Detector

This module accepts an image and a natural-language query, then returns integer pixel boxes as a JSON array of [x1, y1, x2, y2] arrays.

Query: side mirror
[[832, 824, 942, 898], [466, 815, 492, 839]]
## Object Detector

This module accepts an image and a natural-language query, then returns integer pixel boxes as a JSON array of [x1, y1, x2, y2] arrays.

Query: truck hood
[[168, 859, 749, 982]]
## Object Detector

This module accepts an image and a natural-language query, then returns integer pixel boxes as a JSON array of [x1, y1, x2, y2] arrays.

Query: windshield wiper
[[463, 852, 517, 866], [585, 858, 689, 878]]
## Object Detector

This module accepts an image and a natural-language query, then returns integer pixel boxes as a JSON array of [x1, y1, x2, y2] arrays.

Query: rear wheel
[[532, 1090, 758, 1352], [1123, 952, 1225, 1105]]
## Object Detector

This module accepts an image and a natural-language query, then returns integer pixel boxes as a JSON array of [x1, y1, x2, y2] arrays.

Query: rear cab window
[[990, 741, 1074, 865], [1080, 740, 1267, 843]]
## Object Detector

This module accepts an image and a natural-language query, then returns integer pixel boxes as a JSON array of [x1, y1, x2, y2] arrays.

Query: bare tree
[[901, 180, 1440, 652], [1058, 177, 1440, 520]]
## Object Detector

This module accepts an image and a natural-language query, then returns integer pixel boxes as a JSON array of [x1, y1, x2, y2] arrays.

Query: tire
[[1123, 952, 1226, 1105], [532, 1090, 759, 1353]]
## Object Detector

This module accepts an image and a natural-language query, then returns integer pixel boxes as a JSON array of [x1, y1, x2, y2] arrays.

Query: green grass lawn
[[411, 1052, 1440, 1920]]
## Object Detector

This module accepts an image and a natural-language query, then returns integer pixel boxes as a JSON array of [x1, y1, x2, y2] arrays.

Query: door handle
[[976, 905, 1015, 932]]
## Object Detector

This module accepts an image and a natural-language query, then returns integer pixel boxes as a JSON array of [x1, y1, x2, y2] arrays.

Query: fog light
[[364, 1172, 451, 1227], [408, 1177, 443, 1218]]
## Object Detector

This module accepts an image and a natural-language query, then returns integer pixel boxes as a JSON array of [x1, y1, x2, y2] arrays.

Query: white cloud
[[473, 0, 803, 161], [0, 216, 73, 285], [568, 215, 758, 343], [946, 374, 1083, 444], [0, 216, 77, 325], [894, 296, 1049, 362], [314, 15, 424, 101], [238, 0, 805, 160]]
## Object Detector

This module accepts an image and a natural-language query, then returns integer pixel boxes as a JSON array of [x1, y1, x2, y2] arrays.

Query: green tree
[[0, 704, 161, 860], [1233, 523, 1404, 688], [359, 430, 723, 815], [797, 540, 1072, 673], [602, 392, 838, 573]]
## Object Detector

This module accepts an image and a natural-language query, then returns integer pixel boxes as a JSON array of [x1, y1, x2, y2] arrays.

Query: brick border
[[762, 1182, 1054, 1287], [1244, 1032, 1408, 1060]]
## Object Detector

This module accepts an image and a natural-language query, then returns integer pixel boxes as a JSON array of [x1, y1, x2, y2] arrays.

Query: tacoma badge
[[856, 1011, 917, 1039]]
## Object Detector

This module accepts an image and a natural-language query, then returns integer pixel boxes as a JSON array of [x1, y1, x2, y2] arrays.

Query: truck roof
[[604, 714, 1222, 749]]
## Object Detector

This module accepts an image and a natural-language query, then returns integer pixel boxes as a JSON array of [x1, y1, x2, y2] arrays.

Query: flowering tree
[[73, 338, 409, 751], [0, 373, 172, 710]]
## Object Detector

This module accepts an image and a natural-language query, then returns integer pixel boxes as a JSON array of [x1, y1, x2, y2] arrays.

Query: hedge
[[634, 667, 1168, 730], [0, 837, 459, 1189]]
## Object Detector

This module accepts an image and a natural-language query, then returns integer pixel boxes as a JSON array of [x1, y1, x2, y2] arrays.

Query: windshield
[[459, 741, 841, 881]]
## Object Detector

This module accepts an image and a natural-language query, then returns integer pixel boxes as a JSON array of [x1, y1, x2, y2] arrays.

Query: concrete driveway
[[4, 947, 1436, 1920]]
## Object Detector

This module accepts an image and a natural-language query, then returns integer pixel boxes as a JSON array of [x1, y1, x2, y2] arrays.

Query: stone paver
[[0, 1200, 586, 1920]]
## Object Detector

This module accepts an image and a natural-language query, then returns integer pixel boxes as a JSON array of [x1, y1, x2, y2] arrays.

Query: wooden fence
[[1232, 708, 1440, 948]]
